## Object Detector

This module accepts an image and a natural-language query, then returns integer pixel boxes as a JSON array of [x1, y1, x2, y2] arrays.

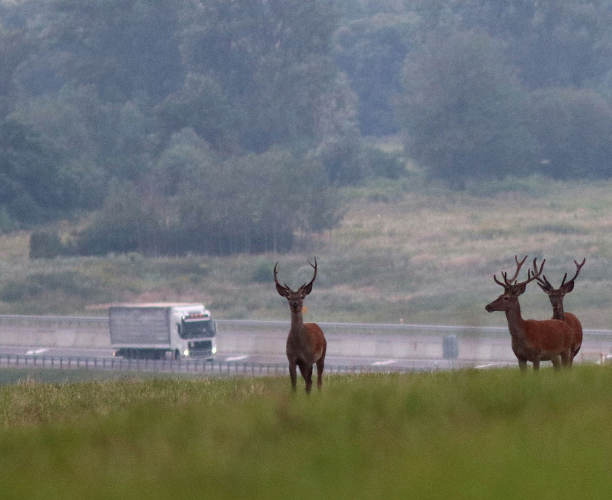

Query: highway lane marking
[[26, 348, 49, 355], [371, 359, 397, 366], [225, 355, 249, 362], [475, 363, 510, 369]]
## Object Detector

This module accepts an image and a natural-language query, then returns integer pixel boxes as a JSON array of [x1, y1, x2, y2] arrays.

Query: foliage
[[29, 230, 64, 259], [41, 0, 185, 101], [250, 258, 276, 283], [177, 0, 340, 152], [360, 146, 406, 180], [0, 118, 69, 223], [333, 10, 418, 135], [75, 181, 162, 256], [0, 271, 104, 304], [529, 87, 612, 179], [71, 147, 340, 256], [172, 149, 338, 254], [399, 31, 537, 188], [4, 0, 612, 246], [157, 73, 237, 151]]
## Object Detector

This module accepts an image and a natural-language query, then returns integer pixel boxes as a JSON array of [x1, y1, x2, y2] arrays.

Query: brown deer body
[[274, 260, 327, 393], [534, 258, 585, 363], [485, 256, 573, 371]]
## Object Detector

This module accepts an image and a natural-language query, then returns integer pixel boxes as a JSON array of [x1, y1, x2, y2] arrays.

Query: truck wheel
[[174, 349, 180, 361]]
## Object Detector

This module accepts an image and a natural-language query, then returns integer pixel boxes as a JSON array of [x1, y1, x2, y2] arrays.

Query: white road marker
[[26, 348, 49, 355], [372, 359, 397, 366], [225, 355, 249, 362]]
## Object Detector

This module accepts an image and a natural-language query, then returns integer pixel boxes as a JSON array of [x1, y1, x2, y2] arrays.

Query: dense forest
[[2, 0, 612, 256]]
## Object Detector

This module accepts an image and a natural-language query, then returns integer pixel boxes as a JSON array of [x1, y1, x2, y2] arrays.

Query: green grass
[[0, 366, 612, 499]]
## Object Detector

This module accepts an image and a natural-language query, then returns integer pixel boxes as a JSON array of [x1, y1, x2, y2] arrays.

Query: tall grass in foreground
[[0, 366, 611, 499]]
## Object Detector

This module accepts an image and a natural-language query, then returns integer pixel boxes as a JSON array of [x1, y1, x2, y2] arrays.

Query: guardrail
[[0, 315, 507, 335], [0, 315, 529, 335], [0, 353, 434, 376], [0, 314, 611, 340], [0, 314, 108, 329]]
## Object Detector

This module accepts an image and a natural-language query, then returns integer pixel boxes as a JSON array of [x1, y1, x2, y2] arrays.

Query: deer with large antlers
[[485, 255, 573, 371], [274, 259, 327, 393], [533, 258, 586, 363]]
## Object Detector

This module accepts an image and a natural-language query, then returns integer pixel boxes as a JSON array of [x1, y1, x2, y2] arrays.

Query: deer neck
[[551, 302, 565, 321], [504, 303, 528, 343], [289, 309, 307, 337]]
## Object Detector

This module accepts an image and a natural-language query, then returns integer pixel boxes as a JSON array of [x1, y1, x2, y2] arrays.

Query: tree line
[[1, 1, 612, 255]]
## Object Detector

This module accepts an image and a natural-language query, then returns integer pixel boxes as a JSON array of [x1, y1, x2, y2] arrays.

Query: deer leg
[[550, 355, 561, 371], [532, 358, 540, 371], [560, 350, 572, 369], [297, 359, 307, 379], [296, 360, 312, 393], [316, 357, 324, 390], [288, 361, 297, 391], [301, 363, 313, 394], [518, 359, 528, 372]]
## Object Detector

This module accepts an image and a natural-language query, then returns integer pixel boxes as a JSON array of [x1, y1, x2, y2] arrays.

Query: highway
[[0, 315, 610, 374], [0, 345, 485, 372]]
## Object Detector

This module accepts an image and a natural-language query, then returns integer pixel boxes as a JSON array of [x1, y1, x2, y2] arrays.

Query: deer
[[533, 258, 586, 364], [274, 259, 327, 393], [485, 255, 573, 371]]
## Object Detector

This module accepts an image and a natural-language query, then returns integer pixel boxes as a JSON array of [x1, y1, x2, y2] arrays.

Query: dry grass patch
[[1, 178, 612, 328]]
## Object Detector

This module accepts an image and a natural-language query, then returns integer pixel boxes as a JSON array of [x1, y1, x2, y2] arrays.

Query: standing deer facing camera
[[533, 258, 586, 363], [485, 255, 573, 371], [274, 259, 327, 393]]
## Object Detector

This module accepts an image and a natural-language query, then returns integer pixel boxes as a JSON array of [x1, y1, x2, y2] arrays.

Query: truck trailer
[[110, 303, 217, 360]]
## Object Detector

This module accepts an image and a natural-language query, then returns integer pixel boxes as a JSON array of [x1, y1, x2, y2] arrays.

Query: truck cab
[[175, 307, 217, 357], [110, 303, 217, 360]]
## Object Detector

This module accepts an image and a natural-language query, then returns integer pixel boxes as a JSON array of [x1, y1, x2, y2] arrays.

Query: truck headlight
[[212, 346, 217, 354], [183, 349, 190, 357]]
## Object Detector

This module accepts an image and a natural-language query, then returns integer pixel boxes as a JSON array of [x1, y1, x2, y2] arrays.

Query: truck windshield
[[179, 319, 215, 339]]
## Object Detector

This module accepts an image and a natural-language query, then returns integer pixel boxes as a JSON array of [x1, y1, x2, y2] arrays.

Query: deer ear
[[276, 284, 289, 298], [537, 282, 551, 294], [302, 282, 313, 297], [562, 281, 575, 293], [515, 283, 528, 295]]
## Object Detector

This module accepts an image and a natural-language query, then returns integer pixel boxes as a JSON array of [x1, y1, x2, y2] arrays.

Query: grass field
[[0, 365, 611, 499], [1, 176, 612, 329]]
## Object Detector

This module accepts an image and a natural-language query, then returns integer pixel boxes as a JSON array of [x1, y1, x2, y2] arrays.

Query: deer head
[[534, 258, 585, 316], [274, 259, 318, 314], [485, 255, 545, 312]]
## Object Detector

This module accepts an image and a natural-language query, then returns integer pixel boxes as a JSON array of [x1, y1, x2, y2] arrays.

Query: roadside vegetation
[[0, 365, 611, 499], [1, 177, 610, 330]]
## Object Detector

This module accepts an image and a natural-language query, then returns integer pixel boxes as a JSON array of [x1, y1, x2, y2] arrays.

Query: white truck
[[110, 303, 217, 360]]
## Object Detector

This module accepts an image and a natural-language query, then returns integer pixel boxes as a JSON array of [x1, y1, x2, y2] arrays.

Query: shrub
[[251, 259, 275, 283], [29, 231, 64, 259]]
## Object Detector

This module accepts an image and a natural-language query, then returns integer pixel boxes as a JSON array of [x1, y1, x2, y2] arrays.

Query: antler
[[494, 255, 544, 290], [521, 257, 545, 287], [494, 255, 528, 288], [273, 262, 290, 294], [299, 258, 318, 294], [535, 257, 585, 291], [533, 260, 554, 292], [561, 257, 586, 288]]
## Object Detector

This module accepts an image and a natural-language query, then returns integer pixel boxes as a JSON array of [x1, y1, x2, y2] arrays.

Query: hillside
[[0, 177, 610, 329]]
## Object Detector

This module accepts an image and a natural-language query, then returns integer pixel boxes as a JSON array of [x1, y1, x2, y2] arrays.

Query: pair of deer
[[486, 255, 585, 371]]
